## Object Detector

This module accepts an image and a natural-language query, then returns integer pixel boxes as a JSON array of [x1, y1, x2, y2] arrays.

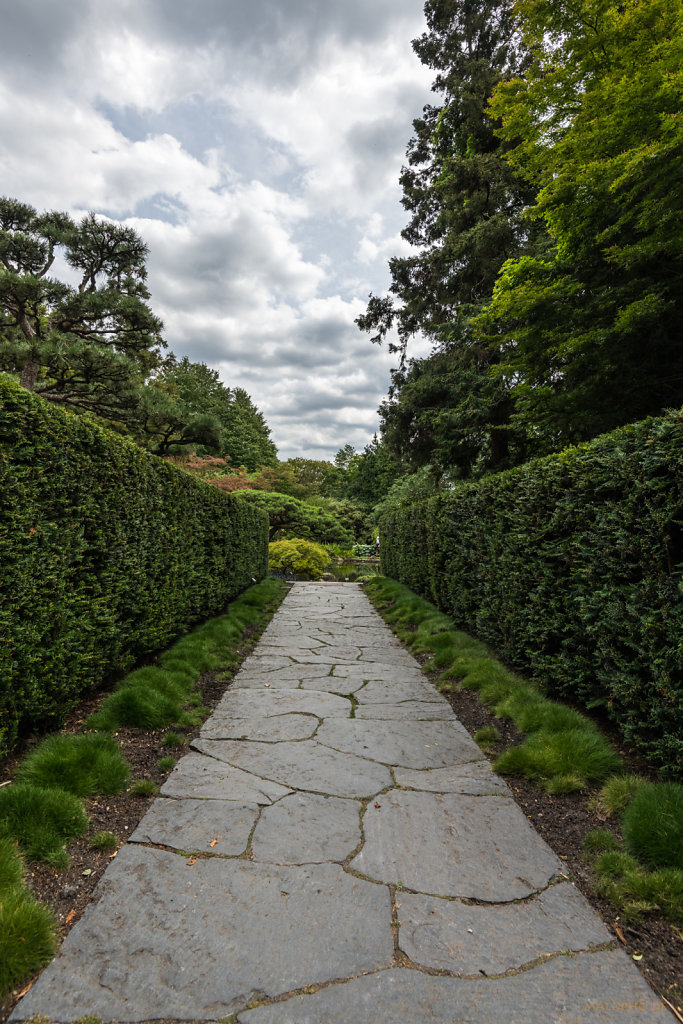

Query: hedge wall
[[0, 376, 269, 755], [380, 412, 683, 776]]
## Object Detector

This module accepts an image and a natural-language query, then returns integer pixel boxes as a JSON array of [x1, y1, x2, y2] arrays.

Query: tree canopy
[[0, 198, 164, 426], [474, 0, 683, 448]]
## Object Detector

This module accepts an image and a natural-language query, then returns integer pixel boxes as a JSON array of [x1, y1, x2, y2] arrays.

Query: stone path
[[12, 583, 673, 1023]]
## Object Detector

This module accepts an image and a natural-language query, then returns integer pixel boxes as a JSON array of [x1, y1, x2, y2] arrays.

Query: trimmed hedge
[[0, 376, 268, 755], [380, 411, 683, 776]]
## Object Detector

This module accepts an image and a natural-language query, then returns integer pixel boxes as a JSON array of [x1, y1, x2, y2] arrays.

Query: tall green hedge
[[380, 412, 683, 776], [0, 376, 269, 755]]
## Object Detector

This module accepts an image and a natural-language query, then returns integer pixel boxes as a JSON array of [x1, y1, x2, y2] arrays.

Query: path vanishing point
[[11, 583, 674, 1023]]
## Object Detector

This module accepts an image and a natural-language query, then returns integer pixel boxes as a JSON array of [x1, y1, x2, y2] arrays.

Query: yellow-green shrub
[[268, 539, 330, 580]]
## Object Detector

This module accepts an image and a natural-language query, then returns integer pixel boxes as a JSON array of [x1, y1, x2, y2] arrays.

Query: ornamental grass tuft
[[0, 784, 88, 867], [622, 782, 683, 870], [16, 733, 129, 797]]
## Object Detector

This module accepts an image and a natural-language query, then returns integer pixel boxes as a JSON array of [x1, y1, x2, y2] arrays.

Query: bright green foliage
[[597, 775, 649, 818], [365, 576, 621, 792], [268, 539, 330, 580], [378, 412, 683, 776], [0, 885, 58, 998], [0, 784, 88, 867], [0, 375, 269, 756], [590, 848, 683, 925], [16, 733, 129, 797], [622, 783, 683, 870], [158, 756, 177, 773], [476, 0, 683, 446], [235, 489, 353, 545]]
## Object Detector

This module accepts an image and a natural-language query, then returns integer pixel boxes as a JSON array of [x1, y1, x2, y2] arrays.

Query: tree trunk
[[20, 359, 40, 391]]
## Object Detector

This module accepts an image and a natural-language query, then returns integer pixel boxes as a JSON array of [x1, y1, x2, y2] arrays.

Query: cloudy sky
[[0, 0, 435, 460]]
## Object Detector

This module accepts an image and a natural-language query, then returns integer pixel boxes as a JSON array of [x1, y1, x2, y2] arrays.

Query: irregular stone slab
[[394, 761, 511, 796], [209, 689, 352, 721], [129, 797, 258, 855], [238, 655, 292, 674], [234, 663, 335, 687], [194, 739, 392, 798], [352, 678, 443, 702], [199, 713, 318, 743], [236, 953, 674, 1024], [298, 675, 362, 695], [354, 701, 454, 721], [398, 883, 611, 974], [291, 646, 363, 663], [350, 790, 563, 900], [161, 753, 292, 804], [252, 792, 361, 864], [316, 719, 481, 769], [12, 847, 393, 1022]]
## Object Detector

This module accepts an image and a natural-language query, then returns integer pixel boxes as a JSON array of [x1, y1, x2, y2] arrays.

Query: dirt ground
[[1, 609, 681, 1021]]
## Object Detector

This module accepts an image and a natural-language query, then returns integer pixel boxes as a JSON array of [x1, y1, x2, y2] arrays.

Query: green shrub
[[495, 728, 622, 793], [268, 538, 330, 580], [129, 779, 157, 797], [0, 784, 88, 866], [89, 831, 119, 851], [0, 375, 269, 757], [622, 782, 683, 870], [0, 887, 58, 997], [379, 411, 683, 776], [158, 756, 177, 772], [16, 733, 129, 797]]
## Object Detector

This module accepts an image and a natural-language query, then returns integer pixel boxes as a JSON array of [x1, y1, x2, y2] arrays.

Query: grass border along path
[[0, 578, 287, 1007], [363, 577, 683, 967], [365, 576, 622, 793]]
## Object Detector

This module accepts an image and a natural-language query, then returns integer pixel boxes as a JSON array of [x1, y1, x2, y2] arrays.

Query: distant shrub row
[[0, 376, 269, 756], [380, 412, 683, 776]]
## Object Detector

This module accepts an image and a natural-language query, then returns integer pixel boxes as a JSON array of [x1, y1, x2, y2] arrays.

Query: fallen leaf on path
[[65, 909, 76, 925], [209, 839, 218, 847], [374, 801, 381, 808], [613, 921, 626, 944], [186, 857, 197, 866]]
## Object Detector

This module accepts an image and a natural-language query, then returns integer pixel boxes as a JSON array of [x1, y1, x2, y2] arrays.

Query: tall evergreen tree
[[356, 0, 539, 474], [0, 198, 164, 425], [475, 0, 683, 447]]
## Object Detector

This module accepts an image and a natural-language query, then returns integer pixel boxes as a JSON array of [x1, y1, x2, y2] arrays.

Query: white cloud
[[0, 0, 434, 460]]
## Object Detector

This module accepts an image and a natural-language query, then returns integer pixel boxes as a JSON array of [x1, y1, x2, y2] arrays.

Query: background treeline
[[379, 410, 683, 778], [0, 377, 268, 757], [357, 0, 682, 482]]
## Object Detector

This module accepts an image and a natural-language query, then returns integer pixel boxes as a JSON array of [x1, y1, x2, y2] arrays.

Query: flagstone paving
[[12, 582, 673, 1023]]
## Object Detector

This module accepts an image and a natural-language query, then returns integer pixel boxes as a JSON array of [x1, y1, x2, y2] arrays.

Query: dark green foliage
[[0, 887, 58, 997], [622, 784, 683, 871], [0, 784, 88, 866], [0, 375, 269, 756], [16, 733, 129, 797], [235, 489, 353, 545], [379, 411, 683, 776]]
